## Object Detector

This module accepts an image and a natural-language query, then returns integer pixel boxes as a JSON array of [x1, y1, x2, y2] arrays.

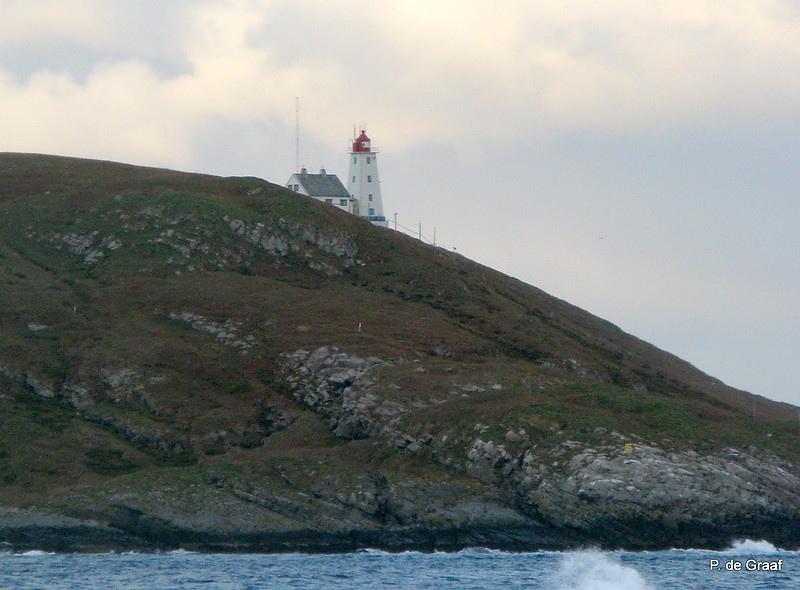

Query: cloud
[[249, 0, 800, 149], [0, 1, 269, 167], [2, 0, 800, 165]]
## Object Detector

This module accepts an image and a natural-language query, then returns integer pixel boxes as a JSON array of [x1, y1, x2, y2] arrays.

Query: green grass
[[83, 448, 140, 476], [0, 151, 798, 520]]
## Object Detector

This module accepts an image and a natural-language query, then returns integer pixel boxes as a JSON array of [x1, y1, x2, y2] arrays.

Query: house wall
[[286, 173, 355, 214]]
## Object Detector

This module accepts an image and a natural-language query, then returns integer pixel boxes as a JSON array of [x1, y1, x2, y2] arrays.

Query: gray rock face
[[521, 443, 800, 531], [1, 360, 193, 458], [24, 229, 122, 265], [228, 218, 359, 274], [281, 347, 385, 440], [283, 347, 446, 454], [24, 205, 360, 277], [201, 405, 294, 452], [168, 311, 257, 352], [3, 357, 800, 553], [505, 429, 530, 442], [24, 373, 56, 398], [286, 222, 358, 265], [279, 346, 800, 550], [229, 219, 291, 257]]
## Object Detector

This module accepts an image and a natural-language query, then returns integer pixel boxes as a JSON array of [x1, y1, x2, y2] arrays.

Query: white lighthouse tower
[[347, 129, 387, 227]]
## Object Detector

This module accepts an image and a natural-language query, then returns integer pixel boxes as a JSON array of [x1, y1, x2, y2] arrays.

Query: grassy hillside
[[0, 153, 798, 550]]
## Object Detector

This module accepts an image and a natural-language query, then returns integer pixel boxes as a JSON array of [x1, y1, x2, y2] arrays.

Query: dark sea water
[[0, 540, 796, 589]]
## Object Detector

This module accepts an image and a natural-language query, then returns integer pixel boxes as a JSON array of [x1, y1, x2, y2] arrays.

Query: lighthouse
[[347, 130, 387, 227]]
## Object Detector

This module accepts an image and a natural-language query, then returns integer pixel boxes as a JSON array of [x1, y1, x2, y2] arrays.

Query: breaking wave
[[724, 539, 783, 554], [550, 550, 654, 590]]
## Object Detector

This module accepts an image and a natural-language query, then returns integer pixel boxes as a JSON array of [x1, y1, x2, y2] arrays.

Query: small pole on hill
[[295, 97, 300, 173]]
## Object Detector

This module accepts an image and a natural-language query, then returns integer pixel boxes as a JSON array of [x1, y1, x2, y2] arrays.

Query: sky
[[1, 0, 798, 405]]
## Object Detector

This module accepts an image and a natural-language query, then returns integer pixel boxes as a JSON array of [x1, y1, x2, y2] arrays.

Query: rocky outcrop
[[521, 444, 800, 531], [1, 362, 192, 458], [228, 218, 291, 257], [3, 440, 799, 553], [283, 221, 359, 266], [466, 439, 515, 482], [281, 346, 387, 440], [201, 404, 295, 453], [456, 434, 800, 548], [278, 349, 800, 551], [168, 311, 257, 352], [24, 229, 122, 264], [281, 347, 435, 446], [23, 200, 360, 277], [24, 373, 56, 399], [228, 217, 360, 275], [0, 503, 574, 553]]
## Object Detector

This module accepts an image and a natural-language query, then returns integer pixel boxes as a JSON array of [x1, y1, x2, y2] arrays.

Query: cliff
[[0, 153, 798, 552]]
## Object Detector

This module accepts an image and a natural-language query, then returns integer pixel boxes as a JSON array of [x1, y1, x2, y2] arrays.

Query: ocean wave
[[454, 547, 510, 555], [550, 550, 655, 590], [659, 539, 797, 555], [724, 539, 784, 554], [358, 547, 567, 557], [14, 550, 55, 557], [354, 548, 422, 556]]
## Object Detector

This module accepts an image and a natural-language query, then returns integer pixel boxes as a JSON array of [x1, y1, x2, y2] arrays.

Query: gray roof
[[297, 171, 350, 198]]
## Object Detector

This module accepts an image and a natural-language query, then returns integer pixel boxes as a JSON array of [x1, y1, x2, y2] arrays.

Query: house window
[[368, 194, 373, 201], [367, 157, 371, 164], [367, 175, 372, 182], [340, 199, 347, 206], [352, 176, 356, 183], [369, 208, 375, 216], [325, 199, 333, 204], [353, 157, 357, 164]]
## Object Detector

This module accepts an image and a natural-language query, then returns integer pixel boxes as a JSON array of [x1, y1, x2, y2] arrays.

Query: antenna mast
[[295, 97, 300, 173]]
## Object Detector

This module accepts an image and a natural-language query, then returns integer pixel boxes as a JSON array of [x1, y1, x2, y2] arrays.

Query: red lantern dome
[[352, 130, 371, 152]]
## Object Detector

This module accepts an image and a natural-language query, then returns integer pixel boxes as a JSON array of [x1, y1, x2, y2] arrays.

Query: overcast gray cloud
[[0, 0, 798, 403], [6, 0, 800, 158]]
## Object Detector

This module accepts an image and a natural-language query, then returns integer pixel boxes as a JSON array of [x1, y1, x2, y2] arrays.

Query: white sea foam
[[550, 550, 654, 590], [454, 547, 508, 555], [357, 548, 405, 555], [15, 550, 54, 557], [724, 539, 782, 554]]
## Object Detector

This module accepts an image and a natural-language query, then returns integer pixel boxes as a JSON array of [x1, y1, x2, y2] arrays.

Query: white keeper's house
[[284, 168, 355, 214], [285, 129, 388, 227]]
